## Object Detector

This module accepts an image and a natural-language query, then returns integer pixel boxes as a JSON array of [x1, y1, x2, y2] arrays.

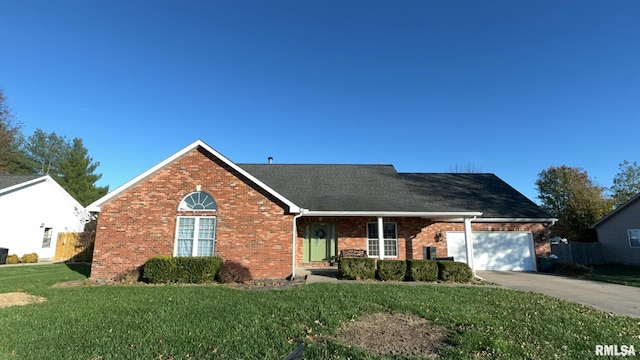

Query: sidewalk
[[0, 260, 64, 267]]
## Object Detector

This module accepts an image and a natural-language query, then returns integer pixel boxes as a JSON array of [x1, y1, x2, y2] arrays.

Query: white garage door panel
[[447, 232, 536, 271]]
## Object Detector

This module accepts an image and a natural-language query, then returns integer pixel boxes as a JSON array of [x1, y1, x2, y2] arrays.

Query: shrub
[[376, 259, 407, 281], [406, 259, 438, 282], [5, 254, 20, 264], [114, 267, 143, 284], [143, 256, 223, 284], [437, 261, 473, 283], [217, 260, 253, 283], [143, 256, 177, 283], [175, 256, 223, 283], [338, 257, 376, 280], [21, 253, 38, 264], [554, 262, 592, 277]]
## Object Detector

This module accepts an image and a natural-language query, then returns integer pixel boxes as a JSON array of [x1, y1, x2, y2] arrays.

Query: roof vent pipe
[[268, 156, 273, 164]]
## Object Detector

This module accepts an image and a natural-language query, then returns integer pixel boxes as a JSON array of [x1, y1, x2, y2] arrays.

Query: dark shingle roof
[[399, 173, 552, 218], [0, 174, 41, 191], [239, 164, 423, 211], [239, 164, 551, 219]]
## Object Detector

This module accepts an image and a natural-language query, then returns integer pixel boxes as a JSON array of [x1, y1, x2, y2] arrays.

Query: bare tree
[[449, 162, 482, 173]]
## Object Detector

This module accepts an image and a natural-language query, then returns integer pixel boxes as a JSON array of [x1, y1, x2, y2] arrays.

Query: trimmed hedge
[[5, 254, 20, 264], [21, 253, 38, 264], [143, 256, 222, 284], [437, 260, 473, 282], [338, 257, 376, 280], [406, 259, 438, 282], [376, 259, 407, 281]]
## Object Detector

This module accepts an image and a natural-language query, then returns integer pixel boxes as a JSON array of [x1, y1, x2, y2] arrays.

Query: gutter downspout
[[291, 209, 306, 280]]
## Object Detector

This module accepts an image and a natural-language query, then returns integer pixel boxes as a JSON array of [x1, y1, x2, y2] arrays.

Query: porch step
[[299, 262, 334, 267], [296, 266, 339, 284]]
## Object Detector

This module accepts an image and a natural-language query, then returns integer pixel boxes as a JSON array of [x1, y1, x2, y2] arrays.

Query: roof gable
[[593, 192, 640, 228], [86, 140, 301, 213], [0, 174, 85, 210]]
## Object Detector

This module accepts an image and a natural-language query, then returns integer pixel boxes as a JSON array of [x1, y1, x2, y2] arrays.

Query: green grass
[[586, 264, 640, 287], [1, 264, 639, 359], [0, 263, 89, 294]]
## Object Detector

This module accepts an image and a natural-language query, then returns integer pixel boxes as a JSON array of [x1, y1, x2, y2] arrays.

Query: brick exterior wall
[[91, 147, 294, 280], [92, 146, 551, 280]]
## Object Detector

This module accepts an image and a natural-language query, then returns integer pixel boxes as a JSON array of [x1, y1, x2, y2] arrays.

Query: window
[[42, 228, 53, 248], [367, 222, 397, 257], [175, 217, 216, 256], [628, 229, 640, 248], [179, 191, 217, 211]]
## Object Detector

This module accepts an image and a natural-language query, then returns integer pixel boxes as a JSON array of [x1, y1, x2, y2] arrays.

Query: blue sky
[[1, 1, 638, 202]]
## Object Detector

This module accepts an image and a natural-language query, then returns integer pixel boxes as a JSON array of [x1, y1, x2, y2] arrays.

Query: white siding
[[0, 178, 86, 260]]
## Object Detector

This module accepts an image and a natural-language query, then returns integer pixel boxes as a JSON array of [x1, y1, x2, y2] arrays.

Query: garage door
[[446, 231, 536, 271]]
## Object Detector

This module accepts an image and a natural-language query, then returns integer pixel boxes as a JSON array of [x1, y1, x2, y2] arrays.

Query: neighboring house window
[[628, 229, 640, 248], [179, 191, 217, 211], [41, 228, 53, 248], [367, 222, 398, 257], [175, 217, 216, 256]]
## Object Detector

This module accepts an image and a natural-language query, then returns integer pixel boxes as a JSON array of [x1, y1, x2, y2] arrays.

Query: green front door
[[305, 222, 336, 262]]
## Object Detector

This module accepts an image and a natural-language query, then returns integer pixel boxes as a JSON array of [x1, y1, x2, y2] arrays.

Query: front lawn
[[586, 264, 640, 287], [0, 264, 639, 359]]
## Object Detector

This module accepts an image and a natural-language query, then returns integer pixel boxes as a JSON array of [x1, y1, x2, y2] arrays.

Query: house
[[593, 193, 640, 266], [87, 140, 555, 280], [0, 174, 89, 261]]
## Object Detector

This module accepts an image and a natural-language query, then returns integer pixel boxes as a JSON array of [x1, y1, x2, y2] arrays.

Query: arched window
[[175, 191, 217, 257], [179, 191, 217, 211]]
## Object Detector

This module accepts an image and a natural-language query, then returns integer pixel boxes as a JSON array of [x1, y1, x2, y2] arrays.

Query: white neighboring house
[[0, 174, 89, 261]]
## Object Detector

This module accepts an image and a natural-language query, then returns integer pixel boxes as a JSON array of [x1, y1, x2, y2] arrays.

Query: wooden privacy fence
[[551, 242, 603, 266], [54, 232, 87, 261]]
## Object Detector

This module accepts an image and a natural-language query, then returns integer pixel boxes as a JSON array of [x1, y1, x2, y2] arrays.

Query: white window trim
[[42, 227, 53, 249], [628, 229, 640, 249], [178, 191, 217, 211], [174, 216, 217, 256], [366, 222, 398, 258]]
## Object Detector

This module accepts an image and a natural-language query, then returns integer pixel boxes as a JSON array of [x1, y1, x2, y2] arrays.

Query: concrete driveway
[[477, 271, 640, 318]]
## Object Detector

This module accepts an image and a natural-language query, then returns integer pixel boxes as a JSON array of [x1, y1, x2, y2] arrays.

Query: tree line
[[0, 89, 108, 206], [536, 162, 640, 242]]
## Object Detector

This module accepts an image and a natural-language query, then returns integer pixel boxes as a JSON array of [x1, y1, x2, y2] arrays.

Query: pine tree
[[54, 137, 109, 206], [25, 128, 69, 175]]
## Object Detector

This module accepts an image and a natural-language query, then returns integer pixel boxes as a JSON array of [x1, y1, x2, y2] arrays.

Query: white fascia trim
[[0, 175, 47, 196], [0, 175, 85, 210], [44, 175, 86, 210], [443, 217, 558, 223], [300, 211, 483, 218], [87, 139, 301, 213]]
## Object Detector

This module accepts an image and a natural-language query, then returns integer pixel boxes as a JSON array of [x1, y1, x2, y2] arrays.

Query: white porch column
[[377, 216, 385, 259], [463, 217, 475, 275]]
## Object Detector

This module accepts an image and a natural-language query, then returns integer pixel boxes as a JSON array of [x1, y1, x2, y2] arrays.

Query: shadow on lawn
[[64, 262, 91, 278]]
